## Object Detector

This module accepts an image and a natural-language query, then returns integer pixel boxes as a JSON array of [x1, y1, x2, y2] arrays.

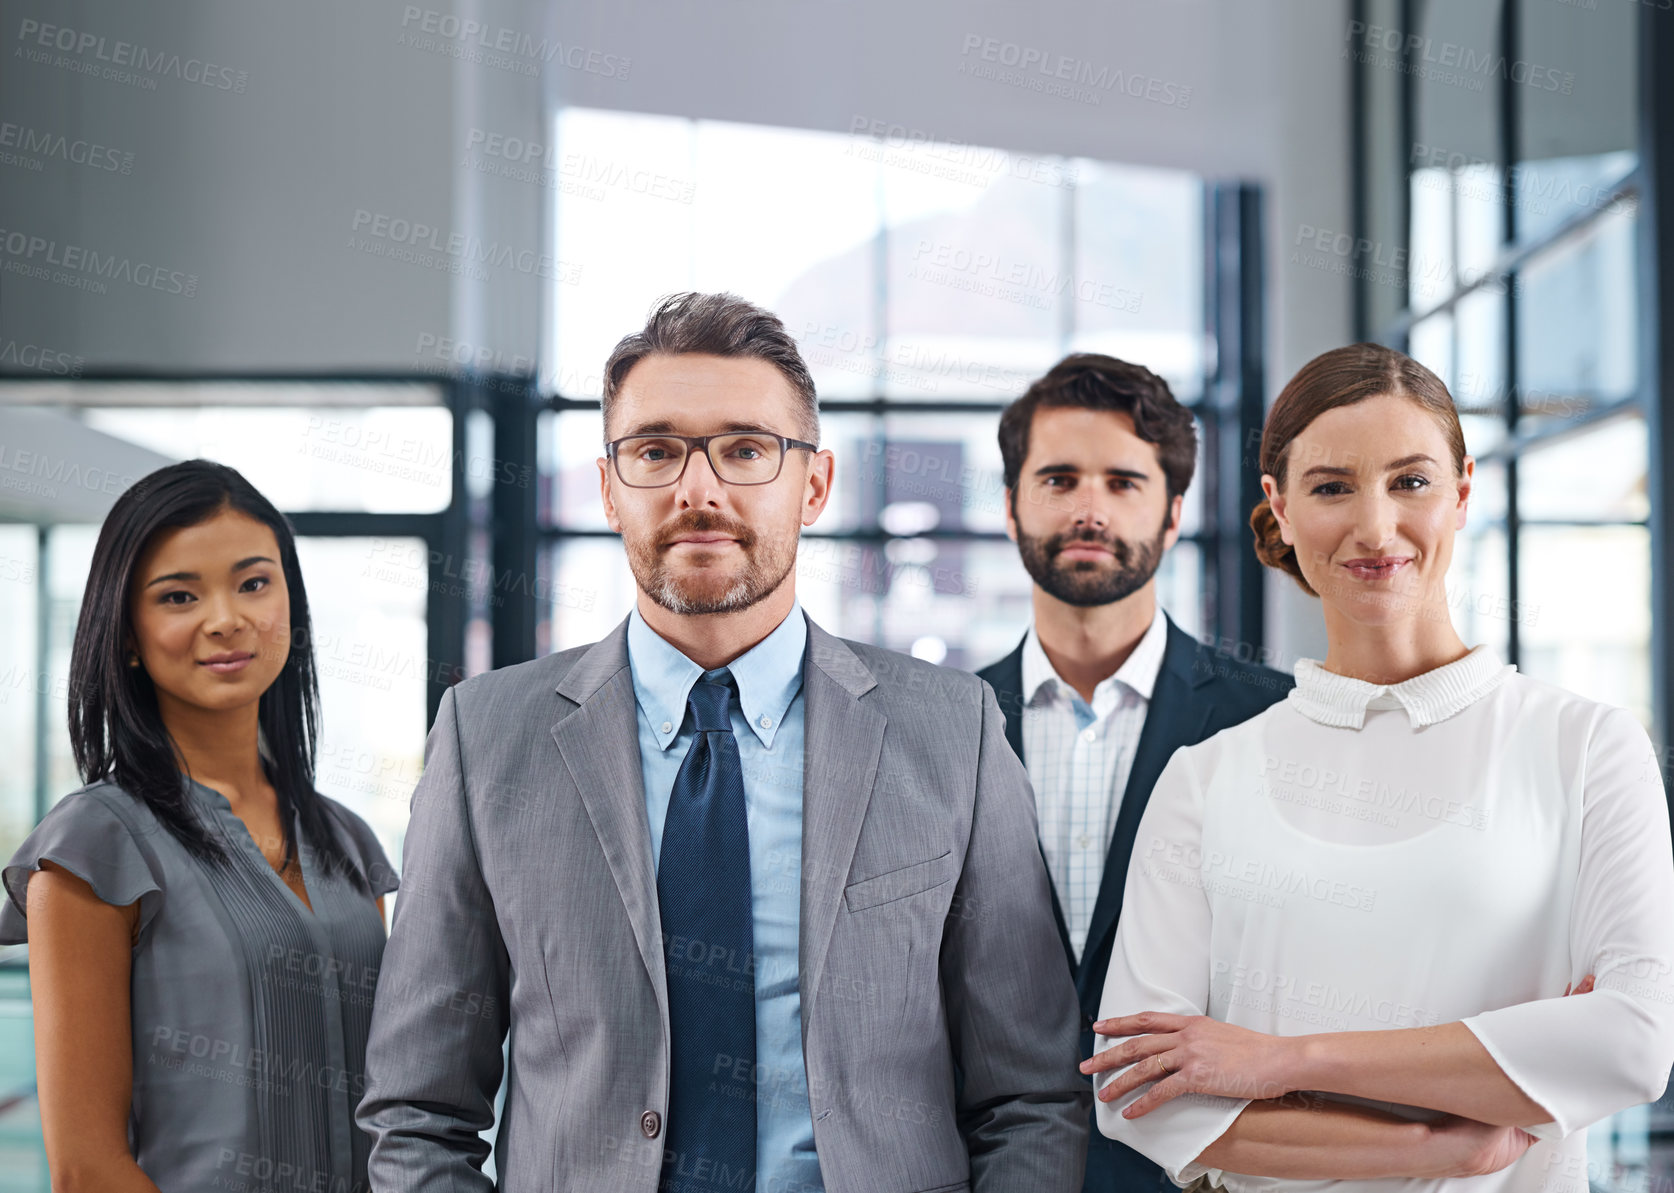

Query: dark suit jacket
[[977, 614, 1294, 1193]]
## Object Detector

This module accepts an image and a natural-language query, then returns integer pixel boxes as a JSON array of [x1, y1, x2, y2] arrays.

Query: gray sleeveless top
[[0, 777, 398, 1193]]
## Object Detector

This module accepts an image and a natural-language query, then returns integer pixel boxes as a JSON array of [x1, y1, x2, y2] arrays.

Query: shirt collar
[[626, 601, 807, 751], [1020, 604, 1169, 709], [1287, 644, 1516, 730]]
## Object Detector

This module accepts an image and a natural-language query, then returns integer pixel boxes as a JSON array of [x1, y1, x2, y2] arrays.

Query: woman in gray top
[[0, 459, 398, 1193]]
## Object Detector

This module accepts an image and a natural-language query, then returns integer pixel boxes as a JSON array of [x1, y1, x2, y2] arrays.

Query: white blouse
[[1092, 645, 1674, 1193]]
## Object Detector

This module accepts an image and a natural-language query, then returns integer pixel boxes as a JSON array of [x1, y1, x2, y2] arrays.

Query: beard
[[1016, 511, 1171, 608], [624, 508, 798, 615]]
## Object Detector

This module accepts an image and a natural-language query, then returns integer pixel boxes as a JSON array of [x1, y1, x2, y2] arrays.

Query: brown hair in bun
[[1251, 342, 1466, 597]]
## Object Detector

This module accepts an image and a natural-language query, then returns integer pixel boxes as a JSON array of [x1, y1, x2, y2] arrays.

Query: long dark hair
[[68, 459, 365, 890]]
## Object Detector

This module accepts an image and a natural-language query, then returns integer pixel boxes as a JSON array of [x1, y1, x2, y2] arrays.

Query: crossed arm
[[1085, 1001, 1581, 1125], [1083, 989, 1590, 1182]]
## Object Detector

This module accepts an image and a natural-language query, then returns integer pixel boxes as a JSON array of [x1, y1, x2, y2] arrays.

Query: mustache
[[654, 510, 757, 550], [1046, 529, 1131, 563]]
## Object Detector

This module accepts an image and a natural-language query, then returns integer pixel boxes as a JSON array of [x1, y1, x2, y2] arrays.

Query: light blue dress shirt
[[627, 601, 822, 1193]]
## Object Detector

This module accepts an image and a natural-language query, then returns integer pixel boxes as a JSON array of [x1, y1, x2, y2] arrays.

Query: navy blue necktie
[[657, 671, 757, 1193]]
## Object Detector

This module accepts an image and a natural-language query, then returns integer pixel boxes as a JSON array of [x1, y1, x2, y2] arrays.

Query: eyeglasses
[[606, 431, 817, 488]]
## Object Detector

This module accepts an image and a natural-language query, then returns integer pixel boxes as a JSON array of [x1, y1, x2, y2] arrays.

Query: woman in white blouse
[[1080, 342, 1674, 1191]]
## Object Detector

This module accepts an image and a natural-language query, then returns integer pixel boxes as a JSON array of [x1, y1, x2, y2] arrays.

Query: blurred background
[[0, 0, 1668, 1187]]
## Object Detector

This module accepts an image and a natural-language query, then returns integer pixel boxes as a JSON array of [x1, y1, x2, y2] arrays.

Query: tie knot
[[686, 672, 734, 734]]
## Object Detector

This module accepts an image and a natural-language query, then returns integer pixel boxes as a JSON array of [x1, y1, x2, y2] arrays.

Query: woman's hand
[[1081, 1012, 1300, 1116], [1420, 1116, 1539, 1178]]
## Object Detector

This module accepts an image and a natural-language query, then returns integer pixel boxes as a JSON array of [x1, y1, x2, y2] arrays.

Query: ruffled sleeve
[[1093, 744, 1252, 1186], [321, 798, 400, 899], [1461, 705, 1674, 1139], [0, 787, 166, 946]]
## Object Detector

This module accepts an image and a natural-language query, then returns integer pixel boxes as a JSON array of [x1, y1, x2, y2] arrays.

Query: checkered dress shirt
[[1020, 605, 1168, 962]]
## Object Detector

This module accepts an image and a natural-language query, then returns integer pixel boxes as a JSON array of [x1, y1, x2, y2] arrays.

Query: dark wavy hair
[[999, 353, 1199, 514], [68, 459, 364, 890]]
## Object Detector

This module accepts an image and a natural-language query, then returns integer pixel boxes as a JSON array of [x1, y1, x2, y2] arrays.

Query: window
[[543, 108, 1239, 665]]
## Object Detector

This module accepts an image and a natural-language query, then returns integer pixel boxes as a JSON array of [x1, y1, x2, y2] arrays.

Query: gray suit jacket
[[358, 611, 1090, 1192]]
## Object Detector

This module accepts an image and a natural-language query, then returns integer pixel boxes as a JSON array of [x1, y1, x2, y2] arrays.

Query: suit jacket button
[[641, 1110, 661, 1138]]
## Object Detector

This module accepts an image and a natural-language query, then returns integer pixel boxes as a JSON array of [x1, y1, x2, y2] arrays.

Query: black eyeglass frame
[[605, 431, 818, 488]]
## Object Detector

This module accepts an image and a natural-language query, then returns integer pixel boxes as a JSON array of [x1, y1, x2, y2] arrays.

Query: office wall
[[0, 0, 544, 372]]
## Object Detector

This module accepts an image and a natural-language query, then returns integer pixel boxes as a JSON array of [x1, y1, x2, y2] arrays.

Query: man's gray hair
[[602, 291, 819, 443]]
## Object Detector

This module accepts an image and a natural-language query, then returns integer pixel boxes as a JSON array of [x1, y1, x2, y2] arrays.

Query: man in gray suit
[[359, 291, 1090, 1192]]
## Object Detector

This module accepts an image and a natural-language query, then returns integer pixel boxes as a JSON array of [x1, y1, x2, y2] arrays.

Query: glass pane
[[1069, 163, 1205, 402], [691, 121, 880, 308], [1518, 524, 1651, 732], [1179, 424, 1206, 539], [1454, 161, 1505, 283], [817, 539, 1033, 669], [1468, 459, 1508, 525], [550, 109, 696, 398], [80, 407, 455, 513], [1453, 289, 1507, 455], [1408, 313, 1454, 395], [1515, 204, 1638, 422], [0, 962, 44, 1183], [699, 122, 881, 401], [0, 528, 38, 863], [877, 412, 1006, 535], [547, 539, 638, 652], [1408, 166, 1456, 310], [814, 412, 881, 536], [1154, 540, 1204, 642], [1512, 154, 1637, 246], [883, 168, 1065, 396], [43, 527, 96, 808], [544, 409, 610, 530], [551, 109, 885, 401], [1517, 416, 1648, 523], [1448, 524, 1510, 662], [1515, 0, 1637, 243], [299, 538, 429, 887], [1404, 0, 1502, 308]]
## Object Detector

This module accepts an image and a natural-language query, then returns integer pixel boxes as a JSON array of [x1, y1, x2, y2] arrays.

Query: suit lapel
[[798, 616, 886, 1031], [550, 617, 668, 1009], [1079, 620, 1214, 979], [985, 640, 1026, 762]]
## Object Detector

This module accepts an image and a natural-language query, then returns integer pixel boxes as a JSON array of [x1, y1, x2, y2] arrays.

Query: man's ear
[[1162, 492, 1185, 550], [598, 458, 622, 533]]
